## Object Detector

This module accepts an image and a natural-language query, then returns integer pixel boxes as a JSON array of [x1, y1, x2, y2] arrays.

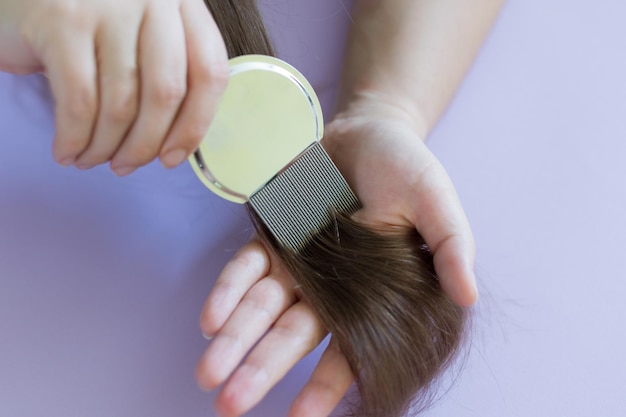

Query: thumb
[[410, 160, 478, 306]]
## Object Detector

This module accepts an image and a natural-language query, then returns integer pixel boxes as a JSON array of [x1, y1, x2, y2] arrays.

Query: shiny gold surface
[[189, 55, 324, 204]]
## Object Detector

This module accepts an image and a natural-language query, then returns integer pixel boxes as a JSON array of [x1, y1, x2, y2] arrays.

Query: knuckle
[[174, 122, 209, 148], [20, 1, 94, 48], [45, 0, 80, 18], [104, 93, 137, 124], [122, 143, 160, 166], [220, 332, 244, 355], [198, 58, 229, 90], [151, 77, 186, 107], [277, 306, 324, 343], [239, 362, 269, 387], [230, 253, 254, 271], [240, 297, 273, 322], [252, 278, 291, 307], [25, 2, 89, 40], [51, 1, 96, 30], [64, 85, 97, 121], [327, 339, 343, 355], [103, 85, 138, 124], [231, 247, 267, 275]]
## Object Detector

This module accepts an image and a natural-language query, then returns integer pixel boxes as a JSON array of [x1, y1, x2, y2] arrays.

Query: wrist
[[330, 92, 429, 142]]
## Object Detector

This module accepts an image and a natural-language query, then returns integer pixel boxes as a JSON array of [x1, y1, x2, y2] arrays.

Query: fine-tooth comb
[[189, 55, 361, 252]]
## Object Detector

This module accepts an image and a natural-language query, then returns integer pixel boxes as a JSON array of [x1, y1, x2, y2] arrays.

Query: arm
[[325, 0, 504, 307], [336, 0, 503, 139]]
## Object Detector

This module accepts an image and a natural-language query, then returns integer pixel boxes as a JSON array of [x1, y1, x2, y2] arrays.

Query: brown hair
[[204, 1, 468, 416]]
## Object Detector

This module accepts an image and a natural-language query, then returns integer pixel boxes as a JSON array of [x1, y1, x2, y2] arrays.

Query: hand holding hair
[[196, 113, 475, 417], [324, 103, 478, 308], [0, 0, 228, 174]]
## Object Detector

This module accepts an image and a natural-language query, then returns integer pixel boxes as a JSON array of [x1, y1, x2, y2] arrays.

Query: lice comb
[[189, 55, 360, 251]]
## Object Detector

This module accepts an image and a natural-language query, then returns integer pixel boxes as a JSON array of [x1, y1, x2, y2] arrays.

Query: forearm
[[335, 0, 503, 139]]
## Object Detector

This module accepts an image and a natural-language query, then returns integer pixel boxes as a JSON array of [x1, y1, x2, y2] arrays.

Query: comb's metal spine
[[249, 142, 361, 253]]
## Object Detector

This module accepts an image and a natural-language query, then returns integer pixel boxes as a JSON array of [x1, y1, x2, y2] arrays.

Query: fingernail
[[161, 149, 188, 169], [466, 269, 479, 305], [113, 166, 136, 176], [75, 163, 94, 170], [202, 333, 213, 341], [472, 279, 480, 302], [58, 157, 75, 167]]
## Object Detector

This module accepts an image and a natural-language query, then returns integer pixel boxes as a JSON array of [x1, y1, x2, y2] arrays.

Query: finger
[[110, 3, 187, 175], [411, 161, 477, 306], [288, 338, 353, 417], [433, 233, 477, 306], [199, 240, 270, 337], [215, 301, 327, 417], [196, 269, 298, 390], [75, 12, 141, 168], [159, 0, 228, 169], [39, 29, 98, 166]]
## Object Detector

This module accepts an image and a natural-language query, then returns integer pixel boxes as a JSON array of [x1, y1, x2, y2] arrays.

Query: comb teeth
[[249, 142, 361, 252]]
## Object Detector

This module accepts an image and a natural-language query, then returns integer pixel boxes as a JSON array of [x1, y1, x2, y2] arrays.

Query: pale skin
[[198, 1, 503, 416], [0, 0, 229, 175], [0, 0, 502, 416]]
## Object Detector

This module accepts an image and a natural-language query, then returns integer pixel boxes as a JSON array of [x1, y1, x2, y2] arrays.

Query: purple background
[[1, 0, 625, 416]]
